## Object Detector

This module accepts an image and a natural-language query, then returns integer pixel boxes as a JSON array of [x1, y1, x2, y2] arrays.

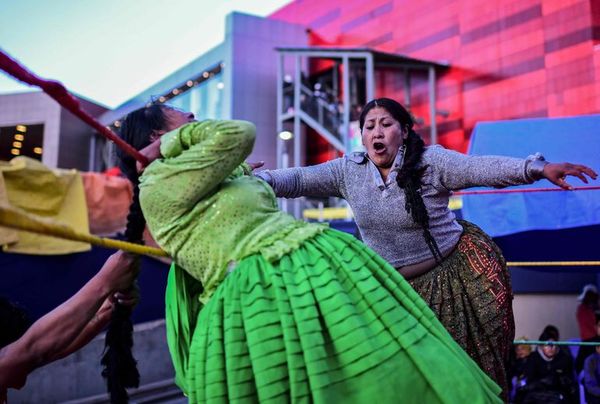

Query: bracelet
[[255, 171, 273, 185], [525, 153, 548, 181]]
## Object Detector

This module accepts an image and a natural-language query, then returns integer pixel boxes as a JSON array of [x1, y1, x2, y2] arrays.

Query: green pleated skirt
[[165, 229, 501, 403]]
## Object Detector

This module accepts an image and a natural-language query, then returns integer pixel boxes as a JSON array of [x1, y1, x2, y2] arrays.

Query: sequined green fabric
[[139, 120, 325, 304]]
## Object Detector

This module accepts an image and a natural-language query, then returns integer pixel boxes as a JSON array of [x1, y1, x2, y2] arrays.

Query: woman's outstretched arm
[[428, 145, 597, 191]]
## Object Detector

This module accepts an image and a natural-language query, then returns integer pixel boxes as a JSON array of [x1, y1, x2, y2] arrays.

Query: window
[[0, 124, 44, 162], [169, 70, 224, 120]]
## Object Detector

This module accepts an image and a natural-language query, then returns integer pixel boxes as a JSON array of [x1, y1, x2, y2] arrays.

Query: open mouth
[[373, 142, 386, 154]]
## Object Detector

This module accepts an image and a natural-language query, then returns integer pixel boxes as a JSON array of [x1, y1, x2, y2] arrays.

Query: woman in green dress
[[117, 104, 501, 403]]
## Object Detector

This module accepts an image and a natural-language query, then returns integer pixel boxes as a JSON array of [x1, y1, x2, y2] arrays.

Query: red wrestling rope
[[454, 185, 600, 196], [0, 49, 149, 166]]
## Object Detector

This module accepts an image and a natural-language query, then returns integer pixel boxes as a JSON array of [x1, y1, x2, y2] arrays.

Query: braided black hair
[[359, 98, 443, 263], [101, 104, 170, 403]]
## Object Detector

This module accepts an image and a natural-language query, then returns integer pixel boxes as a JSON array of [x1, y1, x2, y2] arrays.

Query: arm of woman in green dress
[[139, 120, 256, 225]]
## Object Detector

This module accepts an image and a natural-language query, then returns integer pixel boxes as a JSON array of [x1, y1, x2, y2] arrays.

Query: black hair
[[583, 289, 599, 305], [359, 98, 443, 262], [539, 329, 557, 342], [0, 297, 31, 348], [116, 104, 170, 183], [116, 104, 171, 253], [542, 324, 560, 341], [101, 104, 171, 403]]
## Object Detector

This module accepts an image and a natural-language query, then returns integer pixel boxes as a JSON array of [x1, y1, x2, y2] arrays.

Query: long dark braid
[[100, 188, 142, 403], [396, 128, 444, 263], [360, 98, 443, 263], [101, 104, 169, 403]]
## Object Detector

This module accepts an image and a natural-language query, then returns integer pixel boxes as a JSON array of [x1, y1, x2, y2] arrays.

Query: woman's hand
[[98, 287, 140, 314], [543, 162, 597, 190], [247, 161, 265, 171], [86, 286, 140, 332], [98, 251, 140, 293], [136, 138, 163, 174], [110, 287, 140, 310]]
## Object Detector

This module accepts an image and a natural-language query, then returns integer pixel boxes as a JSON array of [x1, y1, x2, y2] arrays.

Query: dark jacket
[[517, 348, 579, 404], [584, 353, 600, 404], [575, 336, 600, 374]]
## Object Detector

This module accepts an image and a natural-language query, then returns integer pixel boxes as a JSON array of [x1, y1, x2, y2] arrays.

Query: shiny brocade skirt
[[165, 229, 501, 404], [408, 220, 515, 400]]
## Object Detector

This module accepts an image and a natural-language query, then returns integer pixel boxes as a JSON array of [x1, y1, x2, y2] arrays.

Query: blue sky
[[0, 0, 290, 108]]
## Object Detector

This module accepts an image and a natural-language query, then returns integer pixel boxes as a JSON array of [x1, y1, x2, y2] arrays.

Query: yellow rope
[[1, 203, 598, 265], [508, 261, 600, 267], [0, 204, 169, 258]]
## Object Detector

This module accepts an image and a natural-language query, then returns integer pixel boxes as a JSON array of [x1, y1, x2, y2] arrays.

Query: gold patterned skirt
[[407, 220, 514, 400]]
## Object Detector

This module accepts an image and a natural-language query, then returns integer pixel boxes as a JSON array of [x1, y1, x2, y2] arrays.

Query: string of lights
[[111, 62, 225, 129]]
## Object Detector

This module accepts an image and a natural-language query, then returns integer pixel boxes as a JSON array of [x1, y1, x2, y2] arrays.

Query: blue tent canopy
[[462, 114, 600, 237]]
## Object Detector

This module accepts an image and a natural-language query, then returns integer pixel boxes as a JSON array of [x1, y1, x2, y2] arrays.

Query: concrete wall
[[227, 12, 307, 170], [7, 320, 175, 404], [57, 98, 108, 170], [0, 92, 108, 170], [513, 293, 580, 341]]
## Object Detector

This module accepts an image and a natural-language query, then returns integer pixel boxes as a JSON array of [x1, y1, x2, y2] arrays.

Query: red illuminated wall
[[271, 0, 600, 152]]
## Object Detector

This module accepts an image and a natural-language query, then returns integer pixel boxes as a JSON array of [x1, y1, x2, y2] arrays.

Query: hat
[[578, 284, 598, 301], [539, 330, 555, 342]]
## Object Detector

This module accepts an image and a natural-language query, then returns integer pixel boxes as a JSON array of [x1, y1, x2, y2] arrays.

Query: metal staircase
[[275, 47, 446, 218]]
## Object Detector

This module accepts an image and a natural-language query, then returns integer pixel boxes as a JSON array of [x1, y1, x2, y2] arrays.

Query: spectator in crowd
[[583, 344, 600, 404], [576, 317, 600, 375], [543, 324, 575, 362], [509, 337, 533, 397], [577, 285, 599, 340], [516, 329, 579, 404]]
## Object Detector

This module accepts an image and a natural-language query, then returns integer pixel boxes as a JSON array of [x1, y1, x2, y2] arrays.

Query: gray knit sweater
[[257, 145, 546, 267]]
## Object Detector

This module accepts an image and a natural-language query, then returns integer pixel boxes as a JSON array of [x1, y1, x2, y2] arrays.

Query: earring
[[399, 144, 407, 168]]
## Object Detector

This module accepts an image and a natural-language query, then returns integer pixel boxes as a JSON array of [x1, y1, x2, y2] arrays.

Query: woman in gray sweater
[[257, 97, 597, 398]]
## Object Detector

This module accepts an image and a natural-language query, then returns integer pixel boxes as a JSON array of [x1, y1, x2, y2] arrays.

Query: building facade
[[0, 92, 107, 170], [271, 0, 600, 152], [98, 12, 308, 172]]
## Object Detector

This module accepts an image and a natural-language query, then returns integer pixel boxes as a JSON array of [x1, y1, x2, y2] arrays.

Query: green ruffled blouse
[[139, 120, 325, 303]]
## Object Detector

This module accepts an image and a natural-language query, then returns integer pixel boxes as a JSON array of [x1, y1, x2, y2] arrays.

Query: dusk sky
[[0, 0, 290, 108]]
